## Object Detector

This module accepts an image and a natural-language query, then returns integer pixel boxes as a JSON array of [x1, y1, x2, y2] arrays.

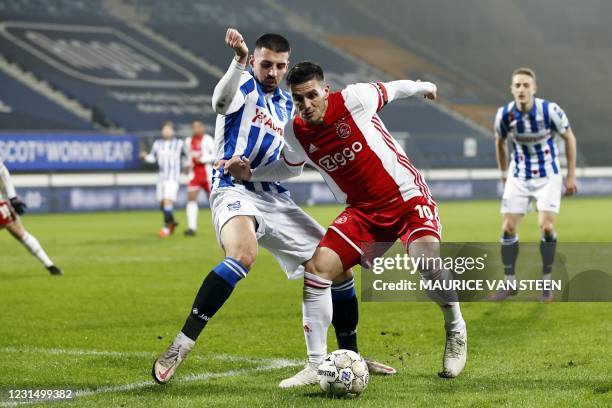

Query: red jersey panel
[[291, 83, 434, 211]]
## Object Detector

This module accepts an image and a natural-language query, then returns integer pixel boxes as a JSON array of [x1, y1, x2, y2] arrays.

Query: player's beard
[[262, 78, 277, 93]]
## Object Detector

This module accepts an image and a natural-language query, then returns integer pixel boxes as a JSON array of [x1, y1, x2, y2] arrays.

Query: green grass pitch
[[1, 198, 611, 407]]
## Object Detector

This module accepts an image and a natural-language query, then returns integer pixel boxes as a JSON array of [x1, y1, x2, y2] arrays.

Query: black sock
[[501, 234, 519, 277], [332, 295, 359, 353], [181, 271, 234, 341], [540, 233, 557, 275], [163, 209, 174, 224]]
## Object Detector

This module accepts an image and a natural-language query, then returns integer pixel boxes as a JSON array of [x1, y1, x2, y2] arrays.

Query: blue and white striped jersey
[[145, 138, 186, 182], [494, 98, 570, 180], [212, 69, 294, 194]]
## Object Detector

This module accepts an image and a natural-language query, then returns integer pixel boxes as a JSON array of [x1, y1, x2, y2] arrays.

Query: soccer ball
[[318, 349, 369, 397]]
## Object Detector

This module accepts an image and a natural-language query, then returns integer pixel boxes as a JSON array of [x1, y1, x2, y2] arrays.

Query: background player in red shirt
[[184, 120, 215, 236], [225, 61, 467, 379]]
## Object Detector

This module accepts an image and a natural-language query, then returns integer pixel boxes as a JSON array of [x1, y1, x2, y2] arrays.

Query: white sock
[[21, 232, 53, 268], [302, 271, 332, 366], [176, 332, 195, 349], [420, 268, 466, 333], [439, 303, 466, 333], [186, 201, 198, 231]]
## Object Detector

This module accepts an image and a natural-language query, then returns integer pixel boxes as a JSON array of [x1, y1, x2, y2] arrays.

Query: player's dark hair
[[286, 61, 325, 86], [255, 33, 291, 53]]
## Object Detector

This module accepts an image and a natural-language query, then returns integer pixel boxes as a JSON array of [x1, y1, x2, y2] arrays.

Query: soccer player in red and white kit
[[0, 160, 62, 275], [184, 120, 215, 236], [225, 61, 467, 378]]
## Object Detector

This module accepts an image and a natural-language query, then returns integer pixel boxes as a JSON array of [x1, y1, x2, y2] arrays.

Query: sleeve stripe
[[369, 82, 384, 111], [376, 82, 388, 106], [282, 155, 305, 167], [369, 82, 388, 112]]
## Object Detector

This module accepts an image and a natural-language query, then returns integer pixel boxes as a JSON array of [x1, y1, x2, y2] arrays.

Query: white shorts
[[501, 174, 562, 214], [210, 186, 325, 279], [157, 180, 179, 202]]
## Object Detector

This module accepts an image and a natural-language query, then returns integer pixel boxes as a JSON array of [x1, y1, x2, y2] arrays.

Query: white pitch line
[[77, 358, 302, 398], [0, 350, 302, 406], [1, 347, 295, 364]]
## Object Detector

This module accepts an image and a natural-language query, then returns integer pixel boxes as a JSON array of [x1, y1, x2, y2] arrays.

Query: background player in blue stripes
[[140, 121, 187, 237], [492, 67, 577, 302], [152, 27, 394, 387]]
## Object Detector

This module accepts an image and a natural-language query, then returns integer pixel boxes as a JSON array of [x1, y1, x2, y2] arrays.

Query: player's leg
[[535, 175, 562, 302], [252, 199, 335, 387], [153, 214, 258, 384], [491, 212, 523, 299], [331, 269, 358, 352], [6, 220, 62, 275], [493, 176, 529, 300], [166, 181, 179, 233], [182, 215, 258, 340], [407, 234, 467, 378], [537, 211, 557, 302], [300, 246, 343, 366], [185, 185, 199, 236], [331, 269, 397, 376], [280, 204, 375, 387]]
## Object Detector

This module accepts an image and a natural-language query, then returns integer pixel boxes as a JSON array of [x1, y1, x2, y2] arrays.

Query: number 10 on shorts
[[415, 204, 435, 220]]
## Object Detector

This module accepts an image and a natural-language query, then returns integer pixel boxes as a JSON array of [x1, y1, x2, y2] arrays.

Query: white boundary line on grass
[[0, 347, 303, 406], [1, 347, 295, 364]]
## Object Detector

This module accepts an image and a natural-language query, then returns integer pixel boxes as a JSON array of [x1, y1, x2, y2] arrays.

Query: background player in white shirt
[[184, 120, 215, 236], [152, 29, 394, 387], [492, 68, 577, 302], [0, 160, 62, 275], [140, 121, 187, 237], [224, 61, 468, 379]]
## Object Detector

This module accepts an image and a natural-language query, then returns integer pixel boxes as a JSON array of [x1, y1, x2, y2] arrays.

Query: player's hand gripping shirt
[[494, 98, 570, 180]]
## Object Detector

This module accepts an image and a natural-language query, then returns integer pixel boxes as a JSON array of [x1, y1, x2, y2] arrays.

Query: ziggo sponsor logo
[[317, 141, 363, 172]]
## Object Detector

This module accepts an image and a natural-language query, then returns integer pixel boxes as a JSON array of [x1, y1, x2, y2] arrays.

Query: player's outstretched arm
[[383, 80, 437, 102], [561, 128, 578, 196], [350, 80, 437, 114], [219, 144, 306, 182], [250, 151, 305, 182], [211, 28, 250, 115]]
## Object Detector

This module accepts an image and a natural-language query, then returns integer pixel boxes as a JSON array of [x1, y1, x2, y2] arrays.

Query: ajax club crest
[[335, 121, 352, 139]]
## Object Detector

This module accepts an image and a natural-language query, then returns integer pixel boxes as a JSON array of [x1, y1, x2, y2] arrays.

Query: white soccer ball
[[318, 349, 369, 397]]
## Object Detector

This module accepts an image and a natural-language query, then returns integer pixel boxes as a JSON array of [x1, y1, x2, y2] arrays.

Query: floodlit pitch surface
[[1, 198, 610, 406]]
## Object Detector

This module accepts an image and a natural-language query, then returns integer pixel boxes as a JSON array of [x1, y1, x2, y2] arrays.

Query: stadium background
[[1, 1, 611, 406], [1, 0, 611, 212]]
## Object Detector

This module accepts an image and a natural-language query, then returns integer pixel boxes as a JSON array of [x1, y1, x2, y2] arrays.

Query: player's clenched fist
[[225, 27, 248, 63]]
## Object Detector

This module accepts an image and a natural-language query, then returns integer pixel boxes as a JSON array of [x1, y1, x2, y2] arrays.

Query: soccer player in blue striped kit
[[140, 121, 187, 237], [152, 28, 394, 387], [492, 68, 578, 302]]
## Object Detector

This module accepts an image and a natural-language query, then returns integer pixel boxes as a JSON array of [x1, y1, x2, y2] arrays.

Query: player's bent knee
[[305, 247, 344, 281], [226, 249, 257, 269], [539, 223, 555, 236], [333, 268, 354, 285], [502, 222, 518, 236]]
